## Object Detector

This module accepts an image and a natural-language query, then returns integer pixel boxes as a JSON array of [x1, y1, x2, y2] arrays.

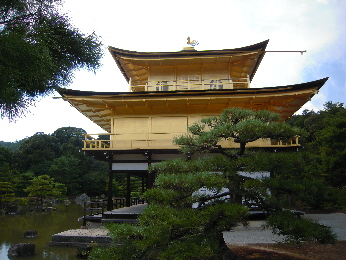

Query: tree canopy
[[0, 0, 103, 120], [52, 126, 86, 148], [15, 132, 60, 176], [0, 127, 108, 197], [287, 102, 346, 188], [175, 107, 299, 158], [23, 174, 64, 205]]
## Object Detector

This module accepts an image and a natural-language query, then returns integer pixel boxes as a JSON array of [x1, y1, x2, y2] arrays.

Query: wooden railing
[[83, 201, 105, 226], [82, 198, 145, 225], [130, 77, 250, 92]]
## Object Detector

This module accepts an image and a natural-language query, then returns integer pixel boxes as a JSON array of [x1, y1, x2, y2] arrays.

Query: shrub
[[264, 211, 337, 244]]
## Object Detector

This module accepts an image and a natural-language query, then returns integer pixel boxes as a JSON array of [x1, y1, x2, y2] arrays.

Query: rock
[[8, 243, 35, 256], [6, 206, 18, 214], [42, 207, 56, 212], [76, 244, 93, 258], [23, 230, 37, 238], [75, 194, 90, 205]]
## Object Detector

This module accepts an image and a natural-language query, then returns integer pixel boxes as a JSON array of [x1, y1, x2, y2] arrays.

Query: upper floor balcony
[[82, 133, 300, 151], [129, 77, 250, 92]]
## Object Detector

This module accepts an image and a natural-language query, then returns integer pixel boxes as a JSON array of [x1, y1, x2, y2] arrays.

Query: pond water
[[0, 203, 86, 260]]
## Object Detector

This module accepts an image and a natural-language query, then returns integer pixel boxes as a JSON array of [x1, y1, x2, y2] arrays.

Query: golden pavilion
[[59, 40, 328, 208]]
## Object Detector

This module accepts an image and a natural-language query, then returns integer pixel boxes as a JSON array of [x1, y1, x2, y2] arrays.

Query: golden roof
[[109, 40, 269, 84], [59, 78, 328, 132]]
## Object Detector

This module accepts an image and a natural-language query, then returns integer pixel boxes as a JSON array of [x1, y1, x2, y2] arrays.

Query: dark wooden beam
[[107, 152, 114, 211]]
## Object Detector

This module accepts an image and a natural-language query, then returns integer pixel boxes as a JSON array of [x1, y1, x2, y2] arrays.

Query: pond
[[0, 202, 86, 260]]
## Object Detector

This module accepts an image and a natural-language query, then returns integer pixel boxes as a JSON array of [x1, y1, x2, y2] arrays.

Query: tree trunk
[[236, 142, 246, 158], [215, 232, 241, 260]]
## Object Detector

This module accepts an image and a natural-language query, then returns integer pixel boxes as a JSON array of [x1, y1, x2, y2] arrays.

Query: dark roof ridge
[[108, 40, 269, 58]]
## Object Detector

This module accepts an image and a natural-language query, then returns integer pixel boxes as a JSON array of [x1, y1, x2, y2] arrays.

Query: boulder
[[6, 206, 18, 214], [8, 243, 35, 256], [76, 244, 93, 258], [23, 230, 37, 238]]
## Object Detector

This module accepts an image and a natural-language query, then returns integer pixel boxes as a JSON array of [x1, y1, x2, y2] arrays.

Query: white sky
[[1, 0, 346, 142]]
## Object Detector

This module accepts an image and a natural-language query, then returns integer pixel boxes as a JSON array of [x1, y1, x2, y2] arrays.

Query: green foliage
[[0, 0, 103, 120], [0, 181, 15, 207], [91, 108, 304, 259], [287, 102, 346, 189], [55, 182, 67, 200], [243, 151, 328, 209], [175, 107, 300, 157], [0, 146, 13, 166], [319, 187, 346, 211], [81, 172, 107, 197], [0, 140, 23, 151], [14, 132, 60, 175], [23, 174, 65, 204], [90, 155, 249, 259], [109, 174, 144, 198], [52, 127, 86, 148], [12, 197, 29, 206], [14, 171, 34, 197], [1, 127, 109, 198], [91, 204, 248, 260], [1, 129, 108, 197], [0, 145, 19, 183], [49, 155, 82, 195], [265, 211, 337, 244]]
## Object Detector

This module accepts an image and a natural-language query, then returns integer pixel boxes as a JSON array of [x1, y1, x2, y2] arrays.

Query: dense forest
[[0, 127, 142, 209], [280, 101, 346, 210], [0, 102, 345, 211]]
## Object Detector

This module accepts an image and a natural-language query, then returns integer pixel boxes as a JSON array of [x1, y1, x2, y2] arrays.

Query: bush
[[322, 187, 346, 211], [264, 211, 337, 244]]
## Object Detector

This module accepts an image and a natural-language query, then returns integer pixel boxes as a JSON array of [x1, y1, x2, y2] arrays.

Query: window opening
[[210, 80, 223, 89]]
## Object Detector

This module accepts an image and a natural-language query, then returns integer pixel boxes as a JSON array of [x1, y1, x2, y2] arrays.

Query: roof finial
[[187, 36, 199, 46]]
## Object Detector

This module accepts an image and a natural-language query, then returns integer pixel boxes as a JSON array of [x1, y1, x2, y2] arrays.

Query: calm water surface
[[0, 203, 85, 260]]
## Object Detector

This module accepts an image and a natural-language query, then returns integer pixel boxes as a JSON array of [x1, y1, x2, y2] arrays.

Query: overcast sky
[[1, 0, 345, 142]]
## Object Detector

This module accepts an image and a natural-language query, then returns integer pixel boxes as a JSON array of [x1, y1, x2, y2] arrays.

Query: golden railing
[[83, 133, 183, 150], [83, 134, 300, 150], [84, 134, 111, 149], [270, 136, 300, 146]]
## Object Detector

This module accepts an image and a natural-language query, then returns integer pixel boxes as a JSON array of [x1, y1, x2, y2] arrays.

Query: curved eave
[[59, 78, 328, 133], [109, 40, 269, 83]]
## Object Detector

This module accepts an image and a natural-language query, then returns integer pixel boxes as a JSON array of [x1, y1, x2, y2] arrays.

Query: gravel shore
[[223, 213, 346, 245], [51, 212, 346, 246]]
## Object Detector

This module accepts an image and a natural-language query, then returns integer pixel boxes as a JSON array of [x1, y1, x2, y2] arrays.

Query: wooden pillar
[[145, 151, 154, 188], [107, 152, 113, 211], [147, 171, 155, 188], [126, 173, 131, 207], [142, 176, 145, 194]]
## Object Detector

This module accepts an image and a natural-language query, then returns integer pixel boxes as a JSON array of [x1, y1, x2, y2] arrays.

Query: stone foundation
[[50, 228, 112, 247]]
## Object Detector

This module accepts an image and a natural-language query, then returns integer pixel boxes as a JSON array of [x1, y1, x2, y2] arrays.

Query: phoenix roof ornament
[[187, 36, 199, 46]]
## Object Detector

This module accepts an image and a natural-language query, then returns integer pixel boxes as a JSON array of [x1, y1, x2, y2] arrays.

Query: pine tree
[[90, 108, 300, 259]]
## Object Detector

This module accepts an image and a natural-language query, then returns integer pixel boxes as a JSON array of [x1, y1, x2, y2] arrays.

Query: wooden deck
[[80, 203, 148, 224], [51, 204, 148, 247]]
